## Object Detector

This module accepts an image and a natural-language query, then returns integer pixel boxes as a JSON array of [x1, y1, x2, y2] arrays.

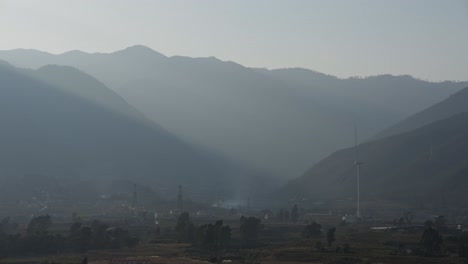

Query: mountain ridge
[[277, 112, 468, 208], [378, 86, 468, 139], [1, 46, 466, 178], [6, 45, 468, 82], [0, 62, 270, 202]]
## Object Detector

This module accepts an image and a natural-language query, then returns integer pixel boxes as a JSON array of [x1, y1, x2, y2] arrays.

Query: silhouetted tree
[[421, 222, 443, 257], [0, 217, 136, 257], [194, 220, 231, 259], [404, 211, 413, 225], [69, 222, 91, 252], [291, 205, 299, 223], [175, 212, 195, 243], [326, 227, 336, 247], [239, 216, 262, 247], [23, 215, 65, 254], [78, 226, 93, 252], [26, 215, 51, 236], [91, 220, 109, 249], [68, 220, 137, 252], [277, 209, 284, 222], [458, 232, 468, 258], [106, 227, 138, 249], [302, 221, 322, 238]]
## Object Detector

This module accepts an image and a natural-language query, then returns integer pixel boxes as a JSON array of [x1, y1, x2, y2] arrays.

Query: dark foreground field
[[2, 216, 467, 264]]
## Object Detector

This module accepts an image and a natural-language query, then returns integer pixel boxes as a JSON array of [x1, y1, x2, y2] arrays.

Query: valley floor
[[2, 220, 466, 264]]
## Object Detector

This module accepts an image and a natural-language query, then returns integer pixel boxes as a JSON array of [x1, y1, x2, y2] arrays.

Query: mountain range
[[278, 88, 468, 208], [378, 86, 468, 139], [1, 45, 466, 179], [0, 61, 267, 203]]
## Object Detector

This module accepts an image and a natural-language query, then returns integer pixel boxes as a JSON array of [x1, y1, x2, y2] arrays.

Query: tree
[[68, 220, 137, 252], [175, 212, 195, 243], [277, 209, 287, 222], [24, 215, 65, 254], [194, 220, 231, 259], [291, 205, 299, 223], [326, 227, 336, 247], [91, 220, 110, 249], [458, 232, 468, 258], [217, 221, 231, 253], [421, 223, 443, 257], [239, 216, 262, 247], [26, 215, 52, 236], [404, 211, 413, 225], [69, 222, 88, 252], [302, 221, 322, 238], [106, 227, 138, 249], [77, 226, 93, 252]]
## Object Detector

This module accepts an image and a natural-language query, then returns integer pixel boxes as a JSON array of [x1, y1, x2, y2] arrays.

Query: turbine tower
[[177, 185, 183, 210], [354, 123, 363, 219]]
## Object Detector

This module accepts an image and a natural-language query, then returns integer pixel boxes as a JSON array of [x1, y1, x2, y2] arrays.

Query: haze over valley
[[0, 46, 466, 180], [0, 1, 467, 263]]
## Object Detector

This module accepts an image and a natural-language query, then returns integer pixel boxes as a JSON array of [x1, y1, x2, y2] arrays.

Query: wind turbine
[[354, 123, 363, 219]]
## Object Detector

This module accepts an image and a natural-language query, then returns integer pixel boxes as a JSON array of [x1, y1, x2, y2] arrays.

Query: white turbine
[[354, 123, 363, 219]]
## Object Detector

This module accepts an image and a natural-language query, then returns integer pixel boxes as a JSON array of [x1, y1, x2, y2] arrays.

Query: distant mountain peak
[[60, 50, 88, 56], [115, 45, 167, 58], [169, 55, 246, 70]]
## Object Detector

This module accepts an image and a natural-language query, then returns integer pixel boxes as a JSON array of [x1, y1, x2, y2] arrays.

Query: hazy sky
[[1, 0, 467, 81]]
